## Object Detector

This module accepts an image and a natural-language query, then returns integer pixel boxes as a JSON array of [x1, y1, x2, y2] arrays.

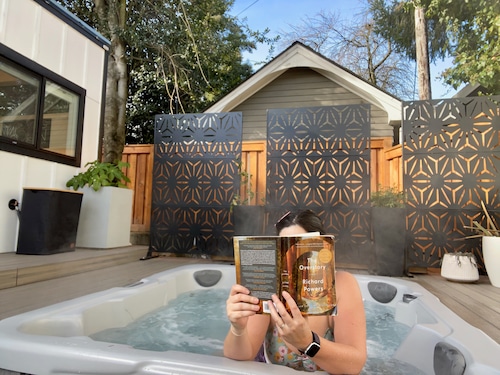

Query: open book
[[233, 234, 337, 316]]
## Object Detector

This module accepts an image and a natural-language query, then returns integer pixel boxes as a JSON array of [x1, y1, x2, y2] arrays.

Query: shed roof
[[205, 41, 402, 125], [33, 0, 110, 50], [453, 83, 486, 98]]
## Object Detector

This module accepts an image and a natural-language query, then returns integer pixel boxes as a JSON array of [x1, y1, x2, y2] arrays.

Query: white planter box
[[76, 186, 133, 249], [482, 236, 500, 288]]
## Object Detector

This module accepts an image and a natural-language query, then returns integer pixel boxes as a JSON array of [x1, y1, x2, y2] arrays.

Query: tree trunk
[[96, 0, 127, 164], [414, 6, 431, 100]]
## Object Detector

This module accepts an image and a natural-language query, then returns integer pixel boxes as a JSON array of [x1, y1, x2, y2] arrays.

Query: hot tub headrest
[[367, 281, 398, 304], [194, 270, 223, 287], [433, 342, 466, 375]]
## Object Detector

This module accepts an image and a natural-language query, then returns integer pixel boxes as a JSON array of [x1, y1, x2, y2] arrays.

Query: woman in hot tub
[[224, 209, 367, 374]]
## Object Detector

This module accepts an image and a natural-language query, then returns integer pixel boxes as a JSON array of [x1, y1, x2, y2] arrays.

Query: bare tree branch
[[279, 8, 416, 99]]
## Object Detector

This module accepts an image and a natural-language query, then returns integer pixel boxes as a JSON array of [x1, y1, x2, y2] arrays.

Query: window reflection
[[0, 56, 82, 161], [0, 60, 40, 145], [42, 80, 79, 157]]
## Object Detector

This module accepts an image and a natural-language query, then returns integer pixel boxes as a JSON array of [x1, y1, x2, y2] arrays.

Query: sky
[[230, 0, 459, 100]]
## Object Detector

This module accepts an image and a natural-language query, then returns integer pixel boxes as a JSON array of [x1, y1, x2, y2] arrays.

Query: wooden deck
[[0, 246, 149, 290], [410, 269, 500, 344], [0, 247, 498, 345]]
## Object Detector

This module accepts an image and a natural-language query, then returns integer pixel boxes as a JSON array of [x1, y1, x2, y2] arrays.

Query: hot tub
[[0, 264, 498, 375]]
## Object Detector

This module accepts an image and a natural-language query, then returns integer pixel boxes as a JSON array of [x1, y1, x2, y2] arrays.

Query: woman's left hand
[[268, 291, 314, 352]]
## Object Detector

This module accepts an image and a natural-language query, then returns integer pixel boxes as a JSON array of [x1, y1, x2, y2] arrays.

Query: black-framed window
[[0, 44, 85, 166]]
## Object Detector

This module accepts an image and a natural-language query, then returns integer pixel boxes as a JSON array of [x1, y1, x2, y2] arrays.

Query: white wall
[[0, 0, 108, 253]]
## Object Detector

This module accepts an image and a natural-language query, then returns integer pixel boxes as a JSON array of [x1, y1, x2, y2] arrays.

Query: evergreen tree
[[370, 0, 500, 96]]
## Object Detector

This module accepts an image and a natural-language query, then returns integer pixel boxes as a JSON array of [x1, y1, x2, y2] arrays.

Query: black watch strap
[[299, 331, 321, 357]]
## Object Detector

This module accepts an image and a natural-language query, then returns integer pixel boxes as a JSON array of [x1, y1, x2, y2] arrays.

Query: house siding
[[233, 68, 392, 140], [0, 0, 108, 253]]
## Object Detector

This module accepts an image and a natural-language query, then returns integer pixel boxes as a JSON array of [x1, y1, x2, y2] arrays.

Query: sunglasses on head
[[275, 211, 292, 228]]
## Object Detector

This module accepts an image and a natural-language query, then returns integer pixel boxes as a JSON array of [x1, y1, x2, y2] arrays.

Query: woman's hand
[[226, 284, 261, 333], [224, 285, 270, 360], [268, 291, 313, 352]]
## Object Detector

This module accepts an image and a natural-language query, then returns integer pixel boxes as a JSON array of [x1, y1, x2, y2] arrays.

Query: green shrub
[[370, 185, 407, 208]]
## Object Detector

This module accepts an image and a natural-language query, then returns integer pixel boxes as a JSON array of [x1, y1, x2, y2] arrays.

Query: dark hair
[[275, 209, 325, 235]]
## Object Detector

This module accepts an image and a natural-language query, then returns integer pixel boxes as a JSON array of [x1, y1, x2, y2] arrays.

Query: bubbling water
[[91, 289, 228, 356], [90, 288, 425, 374]]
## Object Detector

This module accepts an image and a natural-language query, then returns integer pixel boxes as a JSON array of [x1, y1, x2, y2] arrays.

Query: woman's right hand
[[226, 284, 261, 332], [224, 285, 269, 360]]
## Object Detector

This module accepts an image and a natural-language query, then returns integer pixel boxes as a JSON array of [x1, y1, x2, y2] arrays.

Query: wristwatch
[[299, 331, 321, 357]]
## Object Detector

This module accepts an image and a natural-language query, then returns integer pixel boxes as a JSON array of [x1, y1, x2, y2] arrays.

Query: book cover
[[233, 235, 337, 316]]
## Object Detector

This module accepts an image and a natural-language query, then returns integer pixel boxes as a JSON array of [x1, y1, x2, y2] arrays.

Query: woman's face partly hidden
[[278, 224, 307, 236]]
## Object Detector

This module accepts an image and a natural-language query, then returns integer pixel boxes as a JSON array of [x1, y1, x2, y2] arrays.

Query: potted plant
[[66, 160, 131, 191], [370, 185, 407, 276], [465, 201, 500, 287], [440, 252, 479, 282], [231, 159, 265, 236], [66, 160, 134, 249]]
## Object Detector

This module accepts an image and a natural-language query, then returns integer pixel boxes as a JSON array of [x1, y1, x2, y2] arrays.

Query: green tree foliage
[[428, 0, 500, 93], [55, 0, 272, 146], [370, 0, 500, 94]]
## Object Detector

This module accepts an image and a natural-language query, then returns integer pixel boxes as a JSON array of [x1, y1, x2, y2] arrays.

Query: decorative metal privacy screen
[[150, 112, 242, 257], [403, 96, 500, 270], [266, 105, 372, 266]]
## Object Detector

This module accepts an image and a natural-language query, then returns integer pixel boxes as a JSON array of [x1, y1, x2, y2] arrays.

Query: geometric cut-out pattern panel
[[403, 96, 500, 270], [267, 105, 372, 266], [150, 112, 242, 257]]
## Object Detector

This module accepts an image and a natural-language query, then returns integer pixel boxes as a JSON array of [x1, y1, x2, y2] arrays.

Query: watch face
[[305, 331, 321, 357], [305, 341, 321, 357]]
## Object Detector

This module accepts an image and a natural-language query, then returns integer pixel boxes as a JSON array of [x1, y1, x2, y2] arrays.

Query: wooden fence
[[121, 144, 154, 232], [237, 141, 267, 205], [370, 138, 403, 191], [122, 139, 403, 232]]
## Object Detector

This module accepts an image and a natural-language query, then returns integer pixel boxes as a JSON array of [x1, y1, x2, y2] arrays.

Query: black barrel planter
[[16, 188, 83, 255], [371, 206, 407, 276], [233, 205, 265, 236]]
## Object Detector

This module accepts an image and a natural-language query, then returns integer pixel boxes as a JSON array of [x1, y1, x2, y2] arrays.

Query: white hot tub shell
[[0, 263, 498, 375]]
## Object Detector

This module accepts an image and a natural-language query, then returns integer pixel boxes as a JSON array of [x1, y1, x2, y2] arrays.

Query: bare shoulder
[[335, 271, 362, 298], [336, 270, 359, 286], [332, 271, 365, 326]]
